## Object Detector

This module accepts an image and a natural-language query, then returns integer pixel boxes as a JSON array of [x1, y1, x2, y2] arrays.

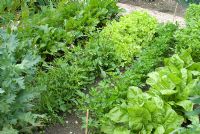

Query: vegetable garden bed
[[0, 0, 200, 134]]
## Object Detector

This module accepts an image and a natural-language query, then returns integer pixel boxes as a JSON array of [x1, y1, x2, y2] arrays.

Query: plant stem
[[85, 109, 89, 134]]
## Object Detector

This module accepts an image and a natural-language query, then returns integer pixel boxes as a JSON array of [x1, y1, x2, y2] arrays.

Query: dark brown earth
[[44, 114, 84, 134], [120, 0, 186, 17]]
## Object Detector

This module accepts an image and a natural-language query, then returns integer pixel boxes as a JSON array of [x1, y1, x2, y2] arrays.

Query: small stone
[[70, 132, 73, 134], [66, 121, 69, 124], [75, 121, 78, 124]]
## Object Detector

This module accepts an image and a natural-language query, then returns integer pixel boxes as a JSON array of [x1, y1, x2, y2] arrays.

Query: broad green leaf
[[127, 86, 142, 100], [113, 127, 130, 134], [128, 106, 151, 129], [190, 96, 200, 104], [188, 62, 200, 72], [17, 112, 36, 125], [163, 105, 184, 133], [154, 125, 165, 134], [146, 72, 160, 86], [160, 89, 178, 95], [101, 119, 115, 134], [179, 50, 194, 67], [164, 54, 184, 69], [107, 106, 128, 123], [186, 109, 200, 116], [176, 100, 193, 111]]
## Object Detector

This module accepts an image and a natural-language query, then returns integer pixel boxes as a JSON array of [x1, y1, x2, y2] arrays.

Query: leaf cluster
[[17, 0, 120, 60], [77, 23, 178, 133], [175, 4, 200, 62], [102, 51, 200, 134], [0, 30, 43, 133]]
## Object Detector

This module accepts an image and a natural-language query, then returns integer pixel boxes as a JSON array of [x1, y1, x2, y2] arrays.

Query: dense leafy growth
[[34, 11, 157, 118], [17, 0, 120, 60], [1, 1, 200, 133], [78, 23, 178, 132], [176, 4, 200, 62], [102, 51, 200, 134], [102, 87, 184, 134], [35, 47, 95, 117], [98, 11, 157, 64], [185, 4, 200, 24], [0, 31, 42, 133], [0, 0, 60, 26]]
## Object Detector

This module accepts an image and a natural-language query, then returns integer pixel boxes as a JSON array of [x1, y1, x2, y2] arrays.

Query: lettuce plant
[[98, 11, 157, 64], [100, 51, 200, 134], [101, 87, 183, 134], [147, 51, 200, 113]]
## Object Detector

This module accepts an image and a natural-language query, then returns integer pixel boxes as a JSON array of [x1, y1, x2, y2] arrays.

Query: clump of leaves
[[175, 23, 200, 62], [176, 4, 200, 62], [18, 0, 121, 61], [185, 4, 200, 25], [101, 51, 200, 134], [98, 11, 157, 64], [0, 30, 43, 133], [0, 0, 60, 26], [116, 23, 177, 91], [77, 23, 178, 133], [147, 51, 200, 125], [35, 46, 96, 119], [101, 87, 184, 134]]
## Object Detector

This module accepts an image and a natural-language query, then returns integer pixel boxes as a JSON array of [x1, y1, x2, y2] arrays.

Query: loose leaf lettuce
[[101, 87, 183, 134]]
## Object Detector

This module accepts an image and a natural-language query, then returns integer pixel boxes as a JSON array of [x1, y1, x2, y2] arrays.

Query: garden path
[[117, 2, 186, 27]]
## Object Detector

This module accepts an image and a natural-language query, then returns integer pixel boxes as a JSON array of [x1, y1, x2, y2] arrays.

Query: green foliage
[[0, 31, 43, 133], [0, 0, 60, 26], [35, 47, 95, 117], [173, 97, 200, 133], [86, 32, 124, 73], [147, 51, 200, 106], [172, 124, 200, 134], [117, 23, 177, 90], [18, 0, 120, 60], [175, 24, 200, 62], [176, 4, 200, 62], [98, 11, 157, 64], [101, 87, 184, 134], [29, 11, 155, 121], [81, 12, 157, 74], [185, 4, 200, 24], [101, 51, 200, 134], [78, 23, 178, 133]]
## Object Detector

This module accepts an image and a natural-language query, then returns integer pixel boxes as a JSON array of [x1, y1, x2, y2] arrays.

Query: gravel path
[[117, 3, 186, 27]]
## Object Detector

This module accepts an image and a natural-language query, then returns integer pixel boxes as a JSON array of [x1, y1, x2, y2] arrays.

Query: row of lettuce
[[0, 0, 200, 133]]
